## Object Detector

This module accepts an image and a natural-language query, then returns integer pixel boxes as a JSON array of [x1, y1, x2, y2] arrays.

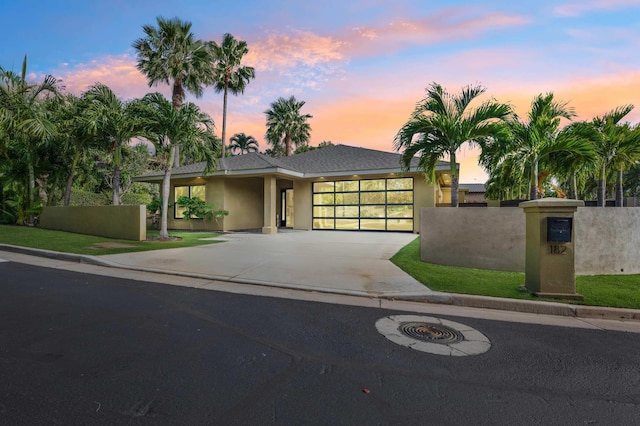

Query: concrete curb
[[2, 244, 640, 322]]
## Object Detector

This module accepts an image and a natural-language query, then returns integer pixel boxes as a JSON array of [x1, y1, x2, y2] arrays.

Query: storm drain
[[399, 322, 464, 344], [376, 315, 491, 356]]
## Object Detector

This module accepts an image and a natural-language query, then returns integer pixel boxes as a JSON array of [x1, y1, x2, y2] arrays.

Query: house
[[135, 144, 455, 233], [459, 183, 487, 203]]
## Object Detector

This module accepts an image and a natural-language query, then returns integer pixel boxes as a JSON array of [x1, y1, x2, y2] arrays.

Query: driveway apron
[[99, 231, 428, 296]]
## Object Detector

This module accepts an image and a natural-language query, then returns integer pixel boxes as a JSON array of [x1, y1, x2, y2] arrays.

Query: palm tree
[[587, 105, 640, 206], [0, 56, 61, 222], [133, 16, 214, 167], [483, 93, 594, 200], [265, 96, 312, 157], [229, 132, 259, 154], [133, 92, 218, 239], [81, 83, 143, 205], [210, 33, 256, 158], [46, 93, 97, 206], [394, 82, 512, 207]]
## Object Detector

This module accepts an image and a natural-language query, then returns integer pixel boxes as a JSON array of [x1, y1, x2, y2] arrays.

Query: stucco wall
[[420, 207, 640, 275], [420, 207, 525, 272], [413, 176, 437, 233], [293, 180, 312, 230], [167, 177, 263, 231], [574, 208, 640, 275], [223, 177, 263, 230], [40, 205, 146, 241]]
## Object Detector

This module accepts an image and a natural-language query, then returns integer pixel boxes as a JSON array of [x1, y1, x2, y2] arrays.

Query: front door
[[280, 189, 294, 227]]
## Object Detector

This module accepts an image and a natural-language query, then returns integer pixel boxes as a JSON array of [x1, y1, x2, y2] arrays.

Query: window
[[312, 178, 413, 231], [174, 185, 205, 219]]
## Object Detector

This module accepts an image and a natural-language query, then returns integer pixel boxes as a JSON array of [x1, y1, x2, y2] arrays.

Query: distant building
[[460, 183, 486, 203]]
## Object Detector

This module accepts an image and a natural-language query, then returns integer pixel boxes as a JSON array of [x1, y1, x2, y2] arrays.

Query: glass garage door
[[312, 178, 413, 231]]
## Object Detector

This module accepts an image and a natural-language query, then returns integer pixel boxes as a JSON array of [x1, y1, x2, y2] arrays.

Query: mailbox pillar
[[519, 198, 584, 299]]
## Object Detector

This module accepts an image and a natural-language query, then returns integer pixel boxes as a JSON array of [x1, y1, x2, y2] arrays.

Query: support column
[[520, 198, 584, 299], [262, 175, 277, 234]]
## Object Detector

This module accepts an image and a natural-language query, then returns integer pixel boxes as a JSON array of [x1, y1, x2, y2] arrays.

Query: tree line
[[394, 82, 640, 207], [0, 16, 314, 239]]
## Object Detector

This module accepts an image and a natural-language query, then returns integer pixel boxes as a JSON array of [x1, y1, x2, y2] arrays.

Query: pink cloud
[[54, 54, 170, 100], [245, 29, 345, 72], [342, 10, 529, 56], [554, 0, 640, 17]]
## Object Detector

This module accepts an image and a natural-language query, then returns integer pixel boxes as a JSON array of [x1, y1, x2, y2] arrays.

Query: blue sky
[[2, 0, 639, 182]]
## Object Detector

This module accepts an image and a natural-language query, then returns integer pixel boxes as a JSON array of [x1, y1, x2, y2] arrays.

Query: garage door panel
[[313, 178, 413, 231]]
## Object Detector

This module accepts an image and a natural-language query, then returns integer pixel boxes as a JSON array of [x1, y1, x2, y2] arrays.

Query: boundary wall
[[420, 206, 640, 275], [40, 205, 146, 241]]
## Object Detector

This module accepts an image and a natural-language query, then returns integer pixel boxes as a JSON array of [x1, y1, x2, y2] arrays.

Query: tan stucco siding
[[222, 177, 263, 231], [413, 175, 437, 233], [293, 180, 312, 230], [167, 178, 209, 230]]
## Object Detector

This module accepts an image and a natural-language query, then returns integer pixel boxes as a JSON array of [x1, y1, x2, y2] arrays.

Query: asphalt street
[[1, 261, 639, 425]]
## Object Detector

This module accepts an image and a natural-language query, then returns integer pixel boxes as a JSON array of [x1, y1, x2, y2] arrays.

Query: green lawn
[[391, 237, 640, 310], [0, 225, 222, 255]]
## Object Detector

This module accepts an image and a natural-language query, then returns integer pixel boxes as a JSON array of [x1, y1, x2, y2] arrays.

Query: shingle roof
[[460, 183, 486, 193], [283, 144, 428, 173], [137, 144, 450, 179]]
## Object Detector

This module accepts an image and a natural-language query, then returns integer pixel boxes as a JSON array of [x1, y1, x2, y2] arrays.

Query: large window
[[312, 178, 413, 231], [174, 185, 205, 219]]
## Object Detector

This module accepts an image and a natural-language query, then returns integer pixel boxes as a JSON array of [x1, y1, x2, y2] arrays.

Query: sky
[[2, 0, 640, 183]]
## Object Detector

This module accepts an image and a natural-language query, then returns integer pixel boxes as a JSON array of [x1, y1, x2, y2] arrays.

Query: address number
[[549, 244, 567, 255]]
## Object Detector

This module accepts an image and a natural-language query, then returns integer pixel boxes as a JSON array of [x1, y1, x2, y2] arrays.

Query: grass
[[0, 225, 222, 256], [391, 237, 640, 310]]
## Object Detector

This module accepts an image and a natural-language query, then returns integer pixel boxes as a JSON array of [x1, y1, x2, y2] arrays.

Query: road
[[1, 260, 639, 425]]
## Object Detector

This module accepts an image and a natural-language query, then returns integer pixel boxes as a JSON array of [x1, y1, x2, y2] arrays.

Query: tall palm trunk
[[597, 165, 606, 207], [450, 152, 458, 207], [64, 151, 81, 206], [112, 165, 121, 205], [160, 169, 171, 239], [615, 168, 624, 207], [529, 156, 539, 200], [285, 134, 292, 157], [159, 146, 175, 240], [221, 77, 229, 158], [171, 81, 183, 167], [27, 161, 36, 205], [570, 173, 578, 200]]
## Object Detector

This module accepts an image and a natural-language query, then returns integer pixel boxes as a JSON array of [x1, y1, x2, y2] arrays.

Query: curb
[[2, 244, 640, 322]]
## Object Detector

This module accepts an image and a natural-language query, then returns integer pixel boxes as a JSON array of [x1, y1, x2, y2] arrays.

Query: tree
[[133, 92, 218, 239], [133, 16, 214, 167], [210, 33, 256, 158], [265, 96, 312, 156], [482, 93, 594, 200], [46, 93, 98, 206], [81, 83, 143, 205], [229, 132, 259, 154], [293, 141, 333, 154], [588, 106, 640, 206], [394, 82, 512, 207], [0, 56, 62, 222]]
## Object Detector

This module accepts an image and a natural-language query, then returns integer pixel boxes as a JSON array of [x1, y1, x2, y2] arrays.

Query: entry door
[[280, 189, 294, 227]]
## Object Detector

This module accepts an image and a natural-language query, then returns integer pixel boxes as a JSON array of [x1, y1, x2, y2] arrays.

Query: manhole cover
[[376, 315, 491, 356], [399, 322, 464, 344]]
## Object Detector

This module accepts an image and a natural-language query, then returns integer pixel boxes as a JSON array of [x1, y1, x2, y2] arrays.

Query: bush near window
[[175, 196, 229, 222]]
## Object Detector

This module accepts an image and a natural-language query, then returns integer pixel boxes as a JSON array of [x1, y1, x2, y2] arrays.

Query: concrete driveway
[[100, 230, 429, 296]]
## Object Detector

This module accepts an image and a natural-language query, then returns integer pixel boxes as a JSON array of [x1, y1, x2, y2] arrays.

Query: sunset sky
[[2, 0, 639, 182]]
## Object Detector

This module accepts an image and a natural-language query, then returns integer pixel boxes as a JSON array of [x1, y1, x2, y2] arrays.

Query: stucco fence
[[420, 206, 640, 275], [40, 205, 146, 241]]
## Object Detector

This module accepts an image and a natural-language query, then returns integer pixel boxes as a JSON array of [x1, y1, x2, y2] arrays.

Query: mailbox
[[547, 217, 572, 243]]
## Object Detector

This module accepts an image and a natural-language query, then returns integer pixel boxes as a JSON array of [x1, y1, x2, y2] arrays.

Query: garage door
[[312, 177, 413, 231]]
